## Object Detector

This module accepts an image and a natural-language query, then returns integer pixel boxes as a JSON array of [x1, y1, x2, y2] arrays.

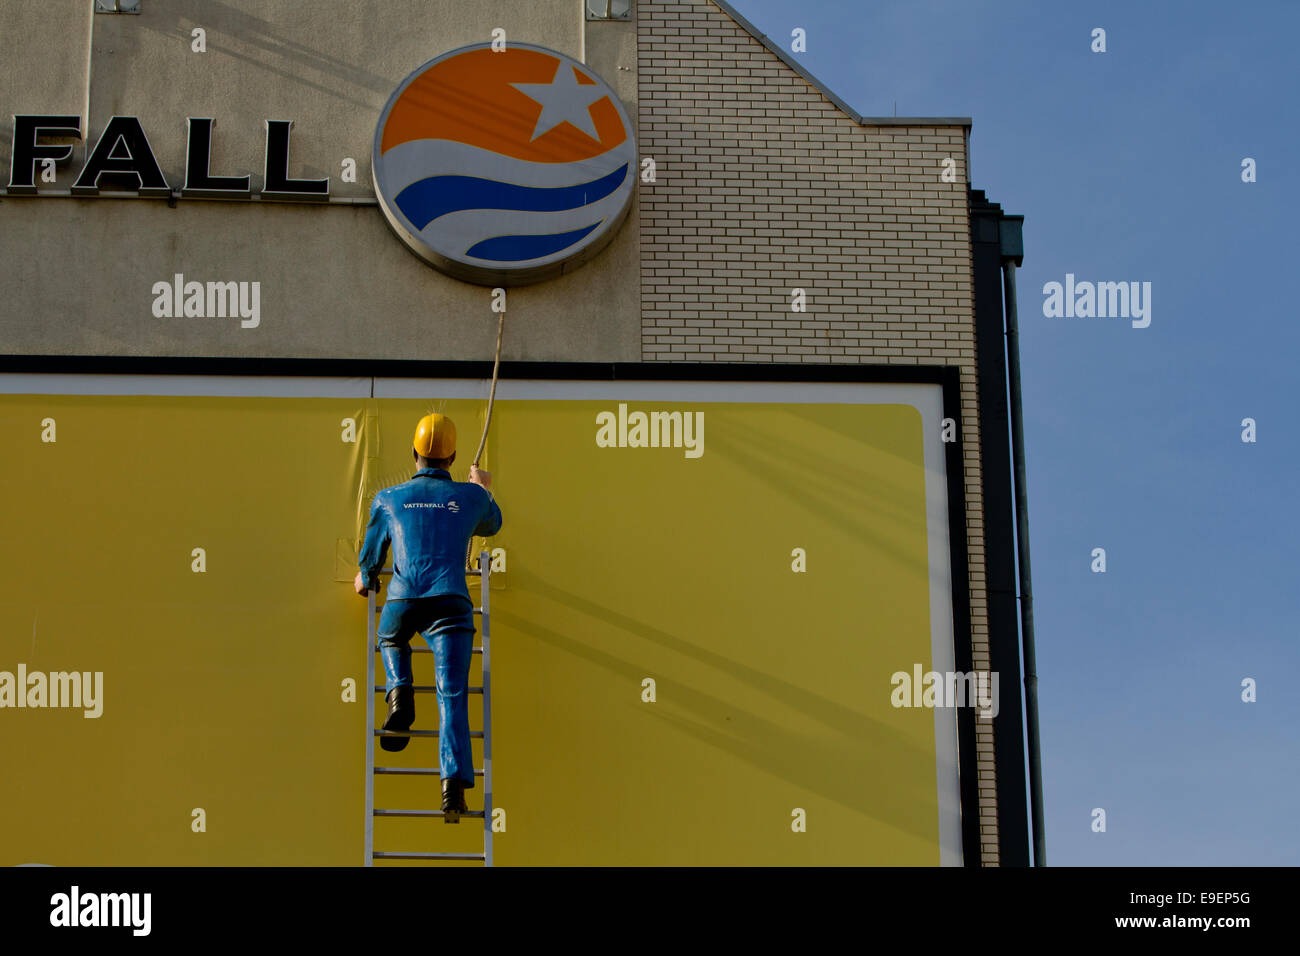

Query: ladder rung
[[376, 606, 482, 615], [373, 852, 485, 861], [374, 646, 483, 655], [374, 729, 484, 738], [374, 808, 486, 818], [373, 686, 482, 694], [374, 767, 484, 776]]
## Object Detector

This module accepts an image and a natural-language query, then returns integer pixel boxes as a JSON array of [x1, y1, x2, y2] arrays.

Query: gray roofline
[[706, 0, 972, 128]]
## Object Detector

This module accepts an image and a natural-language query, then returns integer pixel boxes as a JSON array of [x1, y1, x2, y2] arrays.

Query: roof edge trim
[[706, 0, 971, 128]]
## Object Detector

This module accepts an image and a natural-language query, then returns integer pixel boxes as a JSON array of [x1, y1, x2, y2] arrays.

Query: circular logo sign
[[373, 43, 637, 287]]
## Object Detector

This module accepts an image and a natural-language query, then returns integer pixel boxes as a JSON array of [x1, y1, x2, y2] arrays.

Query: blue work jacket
[[358, 467, 503, 601]]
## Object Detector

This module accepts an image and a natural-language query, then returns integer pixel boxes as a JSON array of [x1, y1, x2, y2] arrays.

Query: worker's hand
[[354, 571, 378, 597], [469, 465, 492, 490]]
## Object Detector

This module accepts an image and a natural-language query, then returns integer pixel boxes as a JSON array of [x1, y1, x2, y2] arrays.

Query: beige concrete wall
[[636, 0, 999, 863], [0, 1, 90, 136]]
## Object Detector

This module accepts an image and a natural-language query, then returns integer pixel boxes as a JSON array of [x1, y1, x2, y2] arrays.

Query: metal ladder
[[364, 550, 493, 865]]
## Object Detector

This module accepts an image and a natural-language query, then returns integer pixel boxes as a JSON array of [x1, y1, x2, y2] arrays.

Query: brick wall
[[636, 0, 999, 864]]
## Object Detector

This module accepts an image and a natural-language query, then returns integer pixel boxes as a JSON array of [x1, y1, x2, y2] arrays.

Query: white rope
[[465, 310, 506, 570]]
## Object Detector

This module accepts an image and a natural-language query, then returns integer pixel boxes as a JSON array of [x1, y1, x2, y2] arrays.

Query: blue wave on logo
[[466, 223, 603, 262], [394, 164, 629, 231]]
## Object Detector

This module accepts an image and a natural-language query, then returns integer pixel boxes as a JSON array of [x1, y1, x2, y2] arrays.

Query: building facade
[[0, 0, 1026, 865]]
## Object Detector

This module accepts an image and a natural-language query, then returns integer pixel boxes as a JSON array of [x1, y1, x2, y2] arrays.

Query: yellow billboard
[[0, 374, 964, 865]]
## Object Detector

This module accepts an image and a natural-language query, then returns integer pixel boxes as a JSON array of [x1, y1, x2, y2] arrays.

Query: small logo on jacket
[[403, 500, 459, 511]]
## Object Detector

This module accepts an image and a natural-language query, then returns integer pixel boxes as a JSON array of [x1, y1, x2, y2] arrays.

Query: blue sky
[[727, 0, 1300, 865]]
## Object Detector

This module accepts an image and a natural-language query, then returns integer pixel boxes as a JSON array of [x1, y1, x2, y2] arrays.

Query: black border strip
[[0, 355, 981, 864], [1, 355, 954, 383]]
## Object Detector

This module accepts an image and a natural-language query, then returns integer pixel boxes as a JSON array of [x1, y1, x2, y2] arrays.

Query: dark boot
[[380, 686, 414, 752], [442, 778, 469, 823]]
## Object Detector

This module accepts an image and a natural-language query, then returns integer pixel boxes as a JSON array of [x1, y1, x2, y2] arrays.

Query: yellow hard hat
[[413, 413, 456, 459]]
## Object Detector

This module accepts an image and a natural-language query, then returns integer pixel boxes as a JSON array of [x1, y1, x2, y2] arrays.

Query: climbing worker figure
[[354, 413, 502, 823]]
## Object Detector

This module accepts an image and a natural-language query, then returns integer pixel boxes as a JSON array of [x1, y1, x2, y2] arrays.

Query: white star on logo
[[511, 63, 610, 142]]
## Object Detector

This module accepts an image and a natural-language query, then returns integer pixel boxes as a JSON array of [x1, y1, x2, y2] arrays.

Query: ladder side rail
[[481, 549, 493, 867], [365, 587, 377, 866]]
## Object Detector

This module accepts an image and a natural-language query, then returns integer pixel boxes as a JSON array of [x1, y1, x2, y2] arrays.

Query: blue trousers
[[377, 595, 476, 788]]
